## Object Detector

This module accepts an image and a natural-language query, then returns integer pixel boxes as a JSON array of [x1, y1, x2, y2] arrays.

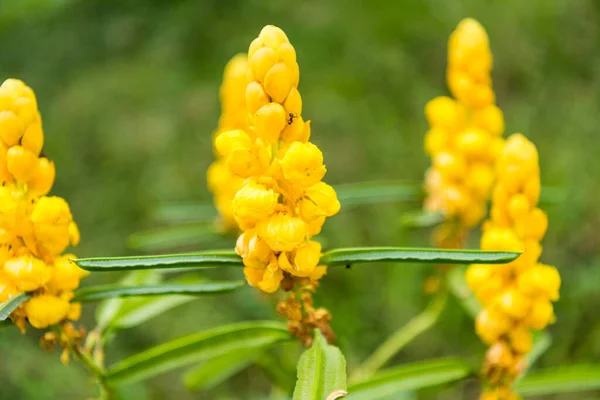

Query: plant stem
[[58, 325, 114, 399], [349, 292, 447, 383]]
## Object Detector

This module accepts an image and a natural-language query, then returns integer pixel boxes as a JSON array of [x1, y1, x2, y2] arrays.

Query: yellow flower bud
[[523, 176, 541, 205], [497, 288, 530, 319], [507, 194, 531, 221], [433, 151, 466, 180], [523, 208, 547, 241], [30, 196, 73, 256], [472, 104, 504, 136], [508, 327, 532, 354], [281, 117, 310, 143], [299, 182, 340, 220], [67, 302, 82, 321], [283, 87, 302, 116], [254, 103, 287, 143], [456, 128, 491, 158], [259, 25, 289, 49], [258, 263, 284, 293], [485, 341, 514, 369], [481, 227, 522, 252], [27, 157, 55, 196], [21, 122, 44, 155], [278, 241, 321, 277], [258, 212, 307, 252], [306, 216, 325, 236], [6, 145, 37, 182], [424, 127, 448, 156], [4, 256, 51, 292], [47, 255, 87, 292], [214, 129, 252, 156], [280, 142, 326, 188], [249, 47, 277, 83], [232, 181, 278, 229], [0, 270, 18, 302], [466, 163, 494, 198], [424, 96, 464, 132], [264, 63, 294, 103], [69, 221, 81, 247], [14, 96, 39, 126], [245, 81, 270, 115], [466, 264, 493, 290], [235, 230, 274, 269], [24, 294, 70, 329], [0, 110, 24, 146], [525, 298, 554, 330]]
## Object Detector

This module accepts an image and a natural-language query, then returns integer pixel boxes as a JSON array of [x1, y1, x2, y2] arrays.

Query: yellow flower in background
[[215, 25, 340, 344], [207, 54, 248, 231], [0, 79, 86, 331], [466, 133, 560, 399], [423, 18, 505, 248]]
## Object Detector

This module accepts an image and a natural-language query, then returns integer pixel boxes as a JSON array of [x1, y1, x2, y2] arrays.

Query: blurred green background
[[0, 0, 599, 399]]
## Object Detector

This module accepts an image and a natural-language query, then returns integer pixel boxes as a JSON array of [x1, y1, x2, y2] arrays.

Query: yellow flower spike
[[6, 145, 38, 181], [4, 256, 51, 292], [24, 294, 70, 329], [280, 142, 326, 188], [27, 158, 56, 196], [469, 134, 559, 397]]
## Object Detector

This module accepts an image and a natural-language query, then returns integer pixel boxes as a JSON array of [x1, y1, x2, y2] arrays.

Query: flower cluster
[[424, 18, 505, 240], [466, 134, 560, 399], [0, 79, 85, 331], [215, 25, 340, 295], [207, 54, 248, 231]]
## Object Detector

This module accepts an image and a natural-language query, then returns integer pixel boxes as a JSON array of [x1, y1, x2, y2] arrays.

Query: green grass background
[[0, 0, 599, 399]]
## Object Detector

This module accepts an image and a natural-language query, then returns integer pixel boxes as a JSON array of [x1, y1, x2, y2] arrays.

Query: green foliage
[[292, 330, 347, 400], [516, 365, 600, 396], [346, 359, 472, 399], [104, 321, 291, 385], [183, 348, 257, 392], [0, 293, 29, 321], [319, 247, 519, 266], [128, 223, 220, 252], [73, 281, 243, 302]]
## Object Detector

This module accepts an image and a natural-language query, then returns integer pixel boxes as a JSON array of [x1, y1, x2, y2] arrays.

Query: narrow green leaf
[[183, 348, 257, 391], [105, 321, 291, 385], [292, 330, 347, 400], [516, 364, 600, 396], [346, 359, 472, 399], [0, 293, 30, 321], [73, 281, 243, 302], [95, 271, 160, 330], [320, 247, 520, 267], [401, 211, 445, 228], [0, 319, 13, 328], [112, 296, 196, 330], [524, 331, 552, 374], [74, 250, 243, 272], [255, 349, 297, 392], [128, 223, 221, 252], [335, 181, 419, 206]]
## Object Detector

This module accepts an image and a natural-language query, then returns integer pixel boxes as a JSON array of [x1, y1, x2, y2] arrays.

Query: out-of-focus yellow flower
[[423, 18, 504, 241], [0, 79, 86, 331], [466, 134, 560, 399]]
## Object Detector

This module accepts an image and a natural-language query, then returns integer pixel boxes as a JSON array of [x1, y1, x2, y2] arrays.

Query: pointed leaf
[[401, 211, 445, 228], [128, 223, 221, 252], [516, 365, 600, 396], [73, 281, 243, 302], [112, 296, 197, 330], [74, 250, 243, 272], [293, 330, 347, 400], [346, 359, 472, 399], [0, 293, 30, 321], [447, 266, 480, 318], [183, 348, 257, 391], [320, 247, 520, 267], [105, 321, 291, 385]]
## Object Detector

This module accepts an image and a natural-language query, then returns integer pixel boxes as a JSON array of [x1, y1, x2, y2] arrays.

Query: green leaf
[[320, 247, 520, 267], [105, 321, 291, 385], [0, 293, 30, 321], [255, 349, 297, 392], [335, 181, 419, 206], [95, 271, 160, 330], [0, 319, 13, 328], [128, 223, 222, 252], [524, 331, 552, 374], [74, 250, 243, 272], [346, 359, 472, 399], [292, 330, 347, 400], [516, 364, 600, 396], [183, 348, 257, 391], [73, 281, 243, 302], [401, 211, 445, 228], [111, 295, 196, 330]]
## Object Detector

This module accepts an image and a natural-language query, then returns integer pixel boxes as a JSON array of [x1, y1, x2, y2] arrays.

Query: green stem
[[350, 292, 447, 383], [58, 325, 114, 400]]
